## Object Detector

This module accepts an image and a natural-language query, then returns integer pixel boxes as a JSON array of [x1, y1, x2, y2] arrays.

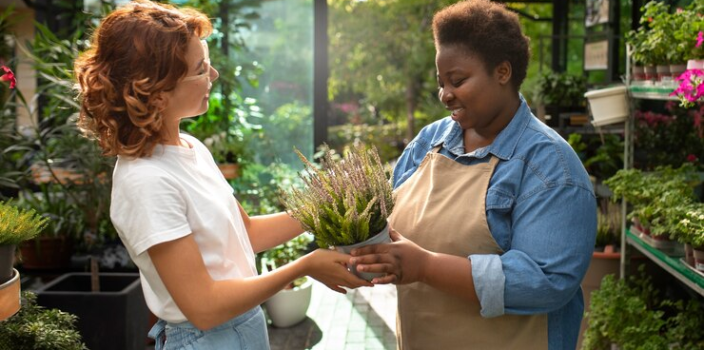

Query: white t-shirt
[[110, 133, 256, 323]]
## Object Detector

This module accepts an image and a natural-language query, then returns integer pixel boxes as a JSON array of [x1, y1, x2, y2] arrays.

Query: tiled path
[[267, 282, 398, 350]]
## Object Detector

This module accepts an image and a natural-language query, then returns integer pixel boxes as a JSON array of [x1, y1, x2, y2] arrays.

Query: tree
[[328, 0, 454, 142]]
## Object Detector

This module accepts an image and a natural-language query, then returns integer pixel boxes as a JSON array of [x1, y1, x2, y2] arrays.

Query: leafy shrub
[[0, 291, 86, 350]]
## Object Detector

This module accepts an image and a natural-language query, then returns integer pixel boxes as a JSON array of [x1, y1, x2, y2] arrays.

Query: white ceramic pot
[[584, 85, 629, 127], [686, 59, 704, 70], [264, 277, 313, 328], [334, 224, 391, 281], [0, 268, 21, 321]]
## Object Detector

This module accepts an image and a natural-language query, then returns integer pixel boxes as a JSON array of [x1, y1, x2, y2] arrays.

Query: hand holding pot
[[302, 249, 373, 293], [349, 227, 431, 285]]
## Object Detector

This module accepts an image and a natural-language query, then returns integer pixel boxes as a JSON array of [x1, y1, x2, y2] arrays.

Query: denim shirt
[[393, 95, 596, 349]]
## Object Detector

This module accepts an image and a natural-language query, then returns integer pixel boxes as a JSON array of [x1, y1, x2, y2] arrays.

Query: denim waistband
[[148, 306, 262, 350]]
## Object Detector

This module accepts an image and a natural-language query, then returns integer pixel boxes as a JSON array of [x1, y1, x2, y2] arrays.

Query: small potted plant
[[0, 201, 47, 321], [282, 144, 394, 281], [203, 131, 250, 179], [260, 234, 314, 328], [0, 291, 87, 349]]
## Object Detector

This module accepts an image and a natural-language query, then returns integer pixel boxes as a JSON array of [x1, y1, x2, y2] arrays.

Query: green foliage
[[14, 185, 85, 242], [262, 233, 313, 269], [0, 291, 87, 350], [633, 106, 704, 172], [584, 268, 704, 349], [328, 0, 455, 138], [667, 299, 704, 349], [583, 271, 670, 350], [568, 133, 624, 181], [0, 201, 47, 245], [282, 144, 393, 248], [231, 162, 301, 216], [604, 165, 702, 244], [254, 101, 313, 166], [535, 70, 587, 108], [596, 200, 621, 248], [181, 0, 264, 167], [328, 123, 404, 165]]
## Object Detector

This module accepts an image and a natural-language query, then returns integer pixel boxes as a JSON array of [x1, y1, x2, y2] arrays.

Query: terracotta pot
[[0, 268, 20, 321], [684, 243, 695, 267], [655, 65, 670, 82], [693, 248, 704, 272], [644, 65, 657, 81], [217, 163, 240, 180], [19, 236, 73, 269], [669, 64, 687, 79], [631, 66, 645, 81]]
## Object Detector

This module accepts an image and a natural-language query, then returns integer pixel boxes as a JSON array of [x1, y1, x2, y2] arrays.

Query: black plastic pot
[[36, 272, 149, 350]]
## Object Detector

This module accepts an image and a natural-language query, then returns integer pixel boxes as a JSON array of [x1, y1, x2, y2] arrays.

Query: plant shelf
[[627, 84, 678, 101], [626, 229, 704, 296]]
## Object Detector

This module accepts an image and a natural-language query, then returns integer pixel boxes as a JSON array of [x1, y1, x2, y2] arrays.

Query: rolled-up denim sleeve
[[469, 254, 505, 317], [501, 185, 596, 315]]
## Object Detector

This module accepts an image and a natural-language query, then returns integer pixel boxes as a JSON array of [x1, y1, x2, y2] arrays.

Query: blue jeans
[[149, 307, 270, 350]]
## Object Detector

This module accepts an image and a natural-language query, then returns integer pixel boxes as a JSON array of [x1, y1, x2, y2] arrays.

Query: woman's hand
[[350, 228, 431, 285], [301, 249, 373, 293]]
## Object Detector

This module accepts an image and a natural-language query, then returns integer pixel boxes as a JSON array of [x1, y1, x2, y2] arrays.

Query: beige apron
[[389, 148, 548, 350]]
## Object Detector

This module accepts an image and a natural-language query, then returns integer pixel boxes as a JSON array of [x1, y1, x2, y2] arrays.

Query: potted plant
[[260, 234, 315, 328], [534, 70, 587, 126], [203, 131, 250, 179], [0, 291, 87, 349], [14, 185, 85, 269], [582, 271, 671, 350], [673, 203, 704, 271], [0, 201, 47, 321], [282, 144, 394, 281]]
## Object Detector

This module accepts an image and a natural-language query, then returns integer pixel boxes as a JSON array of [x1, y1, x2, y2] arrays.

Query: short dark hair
[[432, 0, 530, 91]]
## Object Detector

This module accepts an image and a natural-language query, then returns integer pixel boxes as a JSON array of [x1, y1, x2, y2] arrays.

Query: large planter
[[36, 272, 149, 350], [0, 244, 15, 284], [0, 268, 20, 321], [334, 224, 391, 281], [260, 258, 313, 328], [264, 277, 313, 328], [584, 85, 629, 127]]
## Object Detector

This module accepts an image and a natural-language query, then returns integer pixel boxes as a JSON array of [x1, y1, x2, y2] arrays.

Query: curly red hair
[[75, 0, 212, 158]]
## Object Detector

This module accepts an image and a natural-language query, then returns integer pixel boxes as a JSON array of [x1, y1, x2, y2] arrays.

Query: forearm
[[192, 257, 308, 330], [247, 212, 304, 253], [421, 252, 479, 304]]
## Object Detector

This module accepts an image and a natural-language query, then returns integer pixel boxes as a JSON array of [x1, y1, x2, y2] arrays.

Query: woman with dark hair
[[351, 1, 596, 349], [74, 1, 370, 348]]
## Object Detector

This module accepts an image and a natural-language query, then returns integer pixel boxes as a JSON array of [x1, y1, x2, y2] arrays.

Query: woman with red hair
[[74, 1, 370, 348]]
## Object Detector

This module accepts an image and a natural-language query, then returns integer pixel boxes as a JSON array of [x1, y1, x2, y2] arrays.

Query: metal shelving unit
[[626, 229, 704, 296], [617, 73, 704, 297]]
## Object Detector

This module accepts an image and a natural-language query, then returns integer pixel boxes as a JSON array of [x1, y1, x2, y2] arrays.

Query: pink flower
[[687, 154, 698, 162], [671, 69, 704, 107], [698, 31, 704, 48], [0, 66, 15, 89]]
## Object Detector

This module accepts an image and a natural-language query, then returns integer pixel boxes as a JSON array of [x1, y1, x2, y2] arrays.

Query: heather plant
[[282, 144, 393, 248]]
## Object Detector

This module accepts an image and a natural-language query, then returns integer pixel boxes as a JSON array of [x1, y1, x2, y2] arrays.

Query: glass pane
[[239, 0, 314, 168]]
